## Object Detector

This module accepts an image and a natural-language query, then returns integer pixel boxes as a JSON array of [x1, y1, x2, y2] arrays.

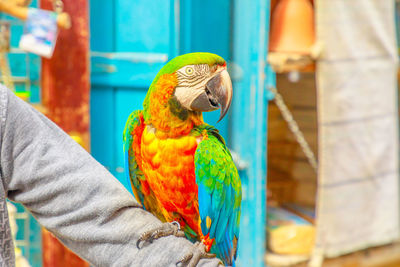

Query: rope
[[269, 85, 318, 173]]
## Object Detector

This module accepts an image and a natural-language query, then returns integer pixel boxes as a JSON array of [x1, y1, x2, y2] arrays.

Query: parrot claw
[[136, 221, 186, 249], [176, 241, 217, 267]]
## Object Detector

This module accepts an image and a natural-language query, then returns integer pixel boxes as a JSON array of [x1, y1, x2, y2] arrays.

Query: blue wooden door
[[90, 1, 270, 266]]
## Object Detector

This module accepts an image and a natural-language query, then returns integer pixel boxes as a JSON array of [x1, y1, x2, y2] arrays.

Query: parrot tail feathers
[[211, 229, 238, 266]]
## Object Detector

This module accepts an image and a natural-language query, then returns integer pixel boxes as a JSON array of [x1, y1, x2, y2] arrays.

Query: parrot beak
[[190, 69, 233, 122]]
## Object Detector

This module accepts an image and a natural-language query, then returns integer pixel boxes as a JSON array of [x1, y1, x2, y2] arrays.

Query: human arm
[[0, 86, 221, 267]]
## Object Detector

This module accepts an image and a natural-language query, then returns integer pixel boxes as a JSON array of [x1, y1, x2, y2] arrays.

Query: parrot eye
[[185, 67, 194, 75]]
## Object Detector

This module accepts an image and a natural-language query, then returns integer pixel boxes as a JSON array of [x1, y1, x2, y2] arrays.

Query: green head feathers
[[154, 52, 225, 77], [149, 52, 225, 91]]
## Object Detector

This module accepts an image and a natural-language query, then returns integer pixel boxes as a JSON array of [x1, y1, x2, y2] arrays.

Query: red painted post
[[40, 0, 90, 266], [40, 0, 90, 150]]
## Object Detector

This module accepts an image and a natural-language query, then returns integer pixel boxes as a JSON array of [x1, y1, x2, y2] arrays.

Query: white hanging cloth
[[315, 0, 400, 259]]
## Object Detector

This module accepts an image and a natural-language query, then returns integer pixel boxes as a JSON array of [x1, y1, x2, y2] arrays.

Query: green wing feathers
[[194, 125, 241, 266]]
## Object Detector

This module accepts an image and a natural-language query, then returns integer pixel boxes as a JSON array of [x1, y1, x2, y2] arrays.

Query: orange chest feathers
[[139, 125, 200, 215]]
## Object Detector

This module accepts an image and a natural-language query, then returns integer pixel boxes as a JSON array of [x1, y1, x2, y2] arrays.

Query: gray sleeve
[[0, 86, 221, 267]]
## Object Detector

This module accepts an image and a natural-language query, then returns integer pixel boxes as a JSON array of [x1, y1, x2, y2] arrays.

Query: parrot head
[[143, 53, 233, 135], [170, 53, 233, 122]]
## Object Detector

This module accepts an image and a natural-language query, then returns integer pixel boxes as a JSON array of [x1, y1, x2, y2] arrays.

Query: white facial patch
[[174, 83, 208, 110], [174, 64, 211, 110]]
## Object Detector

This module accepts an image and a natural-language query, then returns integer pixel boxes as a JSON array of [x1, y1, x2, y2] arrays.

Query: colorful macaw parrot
[[123, 52, 241, 266]]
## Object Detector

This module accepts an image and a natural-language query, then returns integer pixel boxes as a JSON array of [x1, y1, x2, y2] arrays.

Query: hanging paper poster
[[19, 8, 58, 58]]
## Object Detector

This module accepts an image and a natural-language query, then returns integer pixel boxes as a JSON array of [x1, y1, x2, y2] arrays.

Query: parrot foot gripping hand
[[136, 221, 185, 249], [176, 241, 218, 267]]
